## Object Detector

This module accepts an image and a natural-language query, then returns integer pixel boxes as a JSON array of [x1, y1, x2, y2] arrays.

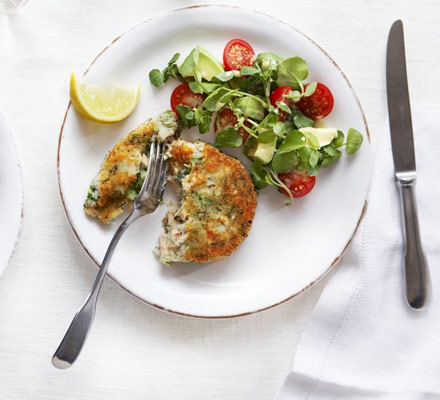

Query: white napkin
[[276, 105, 440, 400]]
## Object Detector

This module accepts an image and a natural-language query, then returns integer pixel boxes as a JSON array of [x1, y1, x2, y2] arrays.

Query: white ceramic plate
[[0, 106, 23, 279], [58, 5, 372, 318]]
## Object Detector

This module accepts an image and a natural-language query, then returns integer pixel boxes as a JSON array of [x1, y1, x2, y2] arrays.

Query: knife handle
[[396, 173, 430, 309]]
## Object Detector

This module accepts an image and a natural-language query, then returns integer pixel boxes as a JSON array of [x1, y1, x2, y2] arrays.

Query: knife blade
[[386, 20, 415, 174], [386, 20, 430, 309]]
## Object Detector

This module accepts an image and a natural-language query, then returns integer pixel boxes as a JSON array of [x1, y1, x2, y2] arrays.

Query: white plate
[[58, 5, 373, 318], [0, 106, 23, 279]]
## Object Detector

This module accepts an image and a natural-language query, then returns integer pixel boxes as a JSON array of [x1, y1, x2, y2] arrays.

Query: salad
[[149, 39, 363, 203]]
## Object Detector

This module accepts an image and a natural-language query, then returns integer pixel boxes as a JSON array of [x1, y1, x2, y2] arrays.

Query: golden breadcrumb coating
[[84, 111, 179, 222], [159, 140, 257, 264]]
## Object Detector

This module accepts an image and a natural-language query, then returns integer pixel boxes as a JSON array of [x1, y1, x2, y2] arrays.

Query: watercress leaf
[[258, 130, 276, 144], [176, 105, 194, 120], [284, 91, 301, 103], [202, 87, 230, 112], [346, 128, 364, 154], [198, 120, 211, 134], [301, 130, 320, 149], [333, 130, 345, 148], [215, 128, 243, 148], [163, 64, 181, 81], [272, 151, 298, 173], [216, 71, 235, 82], [277, 57, 309, 88], [275, 101, 292, 114], [304, 82, 317, 97], [265, 174, 277, 186], [258, 112, 279, 131], [256, 52, 283, 64], [149, 53, 183, 88], [289, 90, 302, 102], [291, 108, 314, 129], [189, 81, 221, 95], [219, 90, 241, 105], [249, 162, 269, 189], [189, 81, 205, 94], [309, 150, 320, 167], [240, 66, 260, 76], [233, 77, 249, 90], [272, 121, 286, 137], [194, 107, 213, 134], [320, 149, 342, 167], [263, 62, 278, 72], [197, 119, 211, 135], [298, 146, 312, 166], [244, 136, 257, 157], [263, 68, 276, 81], [149, 69, 164, 87], [178, 47, 200, 76], [235, 114, 245, 125], [234, 97, 266, 121], [176, 105, 196, 129], [168, 53, 180, 65], [278, 130, 306, 153], [202, 82, 222, 93], [322, 144, 337, 156], [210, 76, 224, 84], [308, 167, 318, 176], [283, 120, 294, 131]]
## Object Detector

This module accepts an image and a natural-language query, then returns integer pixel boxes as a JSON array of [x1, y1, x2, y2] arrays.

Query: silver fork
[[52, 140, 168, 369]]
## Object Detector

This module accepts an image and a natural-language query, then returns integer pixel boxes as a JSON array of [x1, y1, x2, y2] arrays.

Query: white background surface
[[0, 106, 22, 278], [0, 1, 439, 399]]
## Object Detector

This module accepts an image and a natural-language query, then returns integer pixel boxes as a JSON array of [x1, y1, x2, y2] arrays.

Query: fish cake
[[159, 139, 257, 264], [84, 111, 180, 222]]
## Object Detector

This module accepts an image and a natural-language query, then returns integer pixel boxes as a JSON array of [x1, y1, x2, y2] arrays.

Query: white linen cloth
[[277, 105, 440, 399]]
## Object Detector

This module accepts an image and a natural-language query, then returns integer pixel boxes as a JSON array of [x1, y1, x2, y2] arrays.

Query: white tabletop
[[0, 1, 438, 399]]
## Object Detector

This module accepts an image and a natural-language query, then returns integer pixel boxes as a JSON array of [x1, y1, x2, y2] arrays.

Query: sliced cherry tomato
[[278, 170, 316, 198], [214, 108, 249, 143], [170, 83, 206, 113], [297, 82, 334, 120], [270, 86, 294, 121], [223, 39, 255, 71]]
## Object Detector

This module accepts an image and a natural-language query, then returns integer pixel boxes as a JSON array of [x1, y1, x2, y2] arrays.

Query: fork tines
[[136, 140, 168, 202]]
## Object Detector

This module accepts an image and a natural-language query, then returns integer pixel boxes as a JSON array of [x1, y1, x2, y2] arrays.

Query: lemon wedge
[[69, 73, 140, 123]]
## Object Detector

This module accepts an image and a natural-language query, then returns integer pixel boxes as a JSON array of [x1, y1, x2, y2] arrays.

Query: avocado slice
[[299, 127, 338, 148], [249, 139, 276, 165], [180, 46, 224, 81]]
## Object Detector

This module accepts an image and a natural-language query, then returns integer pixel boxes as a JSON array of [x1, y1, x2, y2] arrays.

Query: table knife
[[386, 20, 430, 309]]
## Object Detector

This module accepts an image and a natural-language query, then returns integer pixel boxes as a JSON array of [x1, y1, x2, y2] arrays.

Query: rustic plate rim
[[57, 4, 372, 319]]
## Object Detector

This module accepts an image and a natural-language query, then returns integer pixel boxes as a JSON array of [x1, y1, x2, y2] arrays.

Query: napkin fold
[[277, 105, 440, 400]]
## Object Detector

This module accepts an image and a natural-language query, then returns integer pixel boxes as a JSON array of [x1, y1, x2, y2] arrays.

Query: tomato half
[[223, 39, 255, 71], [270, 86, 294, 121], [215, 108, 249, 143], [297, 83, 334, 120], [278, 170, 316, 198], [170, 83, 206, 113]]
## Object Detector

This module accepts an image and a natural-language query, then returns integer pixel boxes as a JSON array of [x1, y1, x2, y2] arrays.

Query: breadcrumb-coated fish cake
[[84, 111, 180, 222], [159, 140, 257, 264]]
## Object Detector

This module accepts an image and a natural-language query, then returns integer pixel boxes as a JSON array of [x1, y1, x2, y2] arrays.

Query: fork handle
[[397, 176, 430, 310], [52, 211, 139, 369]]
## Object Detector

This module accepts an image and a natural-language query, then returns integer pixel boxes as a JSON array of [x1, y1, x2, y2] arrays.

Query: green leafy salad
[[149, 39, 363, 202]]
